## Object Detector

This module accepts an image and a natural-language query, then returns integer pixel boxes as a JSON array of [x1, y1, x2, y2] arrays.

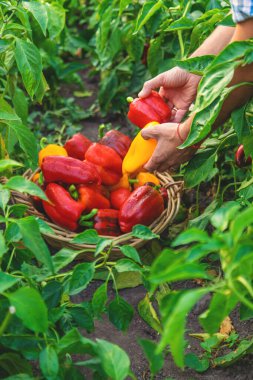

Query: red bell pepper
[[119, 185, 164, 233], [127, 91, 172, 129], [110, 188, 131, 210], [99, 130, 131, 159], [42, 156, 101, 185], [42, 183, 84, 231], [94, 209, 121, 236], [85, 143, 122, 186], [235, 145, 252, 167], [64, 133, 92, 160], [78, 185, 110, 212]]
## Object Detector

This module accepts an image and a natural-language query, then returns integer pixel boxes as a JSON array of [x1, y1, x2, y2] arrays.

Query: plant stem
[[0, 308, 14, 336], [6, 247, 15, 272]]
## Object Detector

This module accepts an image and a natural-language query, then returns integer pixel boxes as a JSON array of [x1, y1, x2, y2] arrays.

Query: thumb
[[138, 74, 165, 98], [141, 126, 160, 140]]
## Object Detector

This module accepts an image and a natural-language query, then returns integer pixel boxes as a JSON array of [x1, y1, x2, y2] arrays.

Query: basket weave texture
[[2, 169, 183, 261]]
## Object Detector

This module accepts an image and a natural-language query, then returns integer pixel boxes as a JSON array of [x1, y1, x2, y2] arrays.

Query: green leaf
[[119, 245, 141, 264], [210, 202, 241, 231], [46, 2, 66, 39], [115, 271, 143, 289], [0, 159, 23, 173], [119, 0, 131, 15], [158, 289, 208, 367], [92, 283, 107, 318], [52, 248, 82, 273], [39, 345, 59, 379], [0, 188, 10, 212], [185, 353, 209, 372], [139, 339, 164, 376], [184, 148, 216, 188], [15, 38, 42, 99], [72, 229, 99, 245], [134, 0, 163, 32], [199, 292, 238, 334], [189, 200, 218, 229], [0, 232, 8, 259], [166, 16, 194, 31], [213, 339, 253, 367], [16, 216, 54, 274], [4, 176, 47, 200], [13, 88, 28, 124], [172, 228, 209, 247], [0, 272, 20, 293], [57, 328, 96, 357], [95, 238, 112, 256], [7, 122, 38, 167], [231, 206, 253, 243], [0, 98, 20, 122], [69, 304, 94, 333], [96, 339, 130, 380], [132, 225, 159, 240], [177, 55, 214, 75], [35, 217, 56, 236], [23, 1, 48, 36], [231, 103, 249, 143], [115, 259, 142, 273], [108, 296, 134, 331], [147, 35, 164, 76], [7, 287, 48, 333], [68, 262, 95, 295], [138, 295, 162, 333], [149, 249, 210, 284]]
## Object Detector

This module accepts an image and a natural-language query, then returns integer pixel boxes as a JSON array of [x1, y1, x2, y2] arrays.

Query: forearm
[[191, 26, 235, 57], [181, 20, 253, 140]]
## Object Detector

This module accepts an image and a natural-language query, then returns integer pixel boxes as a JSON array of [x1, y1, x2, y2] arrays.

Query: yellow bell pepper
[[38, 144, 68, 167], [110, 173, 131, 191], [134, 172, 160, 189], [122, 122, 159, 174]]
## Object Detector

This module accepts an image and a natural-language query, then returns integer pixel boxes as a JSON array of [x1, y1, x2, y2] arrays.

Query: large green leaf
[[16, 216, 54, 273], [46, 2, 66, 39], [68, 262, 95, 295], [5, 176, 47, 200], [0, 272, 20, 293], [0, 98, 20, 122], [177, 55, 214, 75], [95, 339, 131, 380], [158, 289, 208, 367], [134, 0, 163, 32], [138, 295, 162, 333], [23, 1, 48, 36], [166, 16, 194, 31], [184, 148, 216, 188], [108, 296, 134, 331], [92, 282, 107, 318], [139, 339, 164, 376], [39, 345, 59, 379], [7, 287, 48, 333], [15, 39, 42, 99]]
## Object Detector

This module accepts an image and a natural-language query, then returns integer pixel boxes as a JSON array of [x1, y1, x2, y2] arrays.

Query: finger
[[138, 74, 165, 98], [171, 109, 188, 123], [141, 126, 161, 140]]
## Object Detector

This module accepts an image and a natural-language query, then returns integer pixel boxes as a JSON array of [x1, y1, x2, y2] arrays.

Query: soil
[[63, 71, 253, 380]]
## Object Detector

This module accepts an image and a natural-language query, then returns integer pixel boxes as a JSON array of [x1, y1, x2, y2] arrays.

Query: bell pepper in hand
[[122, 122, 159, 175], [85, 143, 122, 186], [78, 185, 110, 212], [134, 172, 160, 189], [64, 133, 92, 160], [127, 91, 172, 129], [94, 209, 121, 236], [39, 144, 67, 167], [42, 156, 101, 185], [99, 130, 131, 159], [43, 183, 84, 231], [235, 145, 252, 167], [110, 188, 131, 210], [119, 185, 164, 233]]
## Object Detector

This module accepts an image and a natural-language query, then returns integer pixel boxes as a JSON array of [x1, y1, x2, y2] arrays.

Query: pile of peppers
[[33, 91, 171, 236]]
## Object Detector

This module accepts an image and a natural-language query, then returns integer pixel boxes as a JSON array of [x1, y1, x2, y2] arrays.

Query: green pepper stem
[[98, 124, 106, 139], [127, 97, 134, 103], [129, 179, 139, 184], [69, 185, 79, 200], [79, 208, 98, 223], [79, 221, 94, 227], [40, 137, 48, 149], [38, 172, 44, 186]]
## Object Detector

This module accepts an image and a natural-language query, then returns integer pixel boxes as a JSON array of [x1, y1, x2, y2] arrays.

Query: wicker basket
[[2, 169, 183, 261]]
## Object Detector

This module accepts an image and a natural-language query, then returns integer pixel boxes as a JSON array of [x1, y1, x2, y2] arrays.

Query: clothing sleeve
[[230, 0, 253, 22]]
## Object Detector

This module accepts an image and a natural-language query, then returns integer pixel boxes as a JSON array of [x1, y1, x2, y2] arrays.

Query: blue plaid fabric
[[230, 0, 253, 22]]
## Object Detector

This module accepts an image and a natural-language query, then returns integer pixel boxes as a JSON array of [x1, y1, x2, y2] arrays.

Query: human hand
[[138, 67, 201, 123], [141, 122, 196, 172]]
